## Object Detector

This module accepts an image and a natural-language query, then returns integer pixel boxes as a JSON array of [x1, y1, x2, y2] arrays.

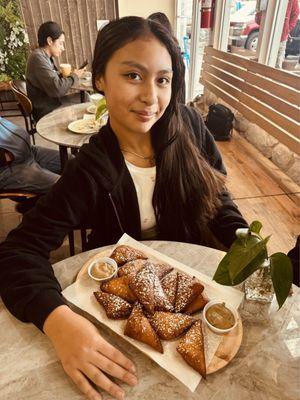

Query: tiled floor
[[0, 104, 299, 263]]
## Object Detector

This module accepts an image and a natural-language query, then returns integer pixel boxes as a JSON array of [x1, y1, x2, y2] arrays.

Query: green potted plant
[[95, 97, 107, 121], [213, 221, 293, 309], [0, 0, 29, 87]]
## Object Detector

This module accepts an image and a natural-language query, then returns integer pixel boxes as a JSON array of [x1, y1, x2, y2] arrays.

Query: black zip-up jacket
[[0, 106, 248, 330]]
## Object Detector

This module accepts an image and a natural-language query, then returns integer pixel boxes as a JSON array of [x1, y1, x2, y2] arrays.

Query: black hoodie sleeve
[[184, 105, 249, 248], [0, 158, 97, 330]]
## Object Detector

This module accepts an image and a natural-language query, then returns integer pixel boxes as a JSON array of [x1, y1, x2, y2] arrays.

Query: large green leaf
[[270, 253, 293, 309], [213, 234, 269, 285], [212, 256, 232, 285], [231, 249, 267, 285]]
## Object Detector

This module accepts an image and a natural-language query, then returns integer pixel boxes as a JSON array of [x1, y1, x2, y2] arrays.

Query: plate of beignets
[[71, 238, 243, 391]]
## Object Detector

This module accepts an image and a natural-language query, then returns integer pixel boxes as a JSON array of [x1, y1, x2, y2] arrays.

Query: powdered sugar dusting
[[110, 245, 147, 266]]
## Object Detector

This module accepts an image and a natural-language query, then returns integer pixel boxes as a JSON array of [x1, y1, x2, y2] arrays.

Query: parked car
[[229, 1, 259, 51], [229, 0, 300, 56]]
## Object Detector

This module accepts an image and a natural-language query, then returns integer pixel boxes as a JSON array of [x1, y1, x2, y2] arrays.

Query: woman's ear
[[95, 77, 104, 93]]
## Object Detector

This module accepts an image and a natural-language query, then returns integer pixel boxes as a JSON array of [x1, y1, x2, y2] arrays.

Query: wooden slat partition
[[201, 47, 300, 155], [19, 0, 118, 71]]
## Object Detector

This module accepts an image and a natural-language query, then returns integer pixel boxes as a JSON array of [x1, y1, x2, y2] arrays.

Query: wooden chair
[[9, 80, 36, 144], [0, 189, 36, 202]]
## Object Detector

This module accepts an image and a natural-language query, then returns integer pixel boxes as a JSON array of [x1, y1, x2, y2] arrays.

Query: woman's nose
[[139, 82, 157, 105]]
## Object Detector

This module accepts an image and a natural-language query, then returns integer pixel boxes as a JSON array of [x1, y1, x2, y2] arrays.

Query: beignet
[[110, 245, 147, 266], [118, 259, 173, 280], [149, 311, 196, 340], [124, 303, 163, 353], [177, 320, 206, 378], [118, 259, 150, 278], [129, 264, 173, 314], [161, 272, 178, 307], [184, 293, 209, 314], [175, 272, 204, 313], [93, 291, 132, 319], [101, 275, 137, 303]]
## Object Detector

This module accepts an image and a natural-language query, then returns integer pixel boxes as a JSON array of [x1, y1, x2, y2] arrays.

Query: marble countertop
[[0, 241, 299, 400], [36, 102, 96, 148]]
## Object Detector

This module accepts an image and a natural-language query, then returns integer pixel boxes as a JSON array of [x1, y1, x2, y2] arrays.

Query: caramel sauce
[[206, 302, 235, 329], [92, 262, 115, 279]]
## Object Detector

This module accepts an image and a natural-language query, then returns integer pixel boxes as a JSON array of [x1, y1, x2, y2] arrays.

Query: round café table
[[36, 102, 96, 170], [0, 241, 299, 399]]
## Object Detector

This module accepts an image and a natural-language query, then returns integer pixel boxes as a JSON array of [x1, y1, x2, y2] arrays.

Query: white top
[[125, 160, 157, 239]]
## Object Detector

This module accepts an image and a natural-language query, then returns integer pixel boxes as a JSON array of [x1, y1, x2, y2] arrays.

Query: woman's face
[[96, 36, 173, 138], [47, 33, 65, 57]]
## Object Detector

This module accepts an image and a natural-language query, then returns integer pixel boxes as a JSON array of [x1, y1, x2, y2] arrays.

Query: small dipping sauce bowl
[[203, 300, 238, 334], [87, 257, 117, 282]]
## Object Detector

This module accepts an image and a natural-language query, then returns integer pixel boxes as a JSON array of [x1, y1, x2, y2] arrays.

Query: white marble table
[[36, 102, 96, 169], [0, 241, 299, 400]]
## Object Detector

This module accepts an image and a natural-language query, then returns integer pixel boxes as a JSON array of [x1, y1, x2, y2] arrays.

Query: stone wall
[[200, 88, 300, 185]]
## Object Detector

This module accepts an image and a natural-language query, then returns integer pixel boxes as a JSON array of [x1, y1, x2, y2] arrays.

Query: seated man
[[0, 117, 60, 195], [26, 21, 85, 121]]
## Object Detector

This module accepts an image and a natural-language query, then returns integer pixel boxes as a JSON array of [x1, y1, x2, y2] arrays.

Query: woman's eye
[[125, 73, 141, 81], [157, 77, 171, 86]]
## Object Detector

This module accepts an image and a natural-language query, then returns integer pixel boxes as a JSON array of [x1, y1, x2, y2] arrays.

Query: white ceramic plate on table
[[68, 118, 101, 134]]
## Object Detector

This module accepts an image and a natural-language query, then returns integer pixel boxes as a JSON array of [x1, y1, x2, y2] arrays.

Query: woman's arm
[[0, 158, 95, 328], [0, 158, 138, 400]]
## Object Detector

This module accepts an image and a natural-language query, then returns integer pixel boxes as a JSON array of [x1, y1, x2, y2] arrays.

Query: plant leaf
[[212, 256, 232, 286], [227, 236, 269, 281], [95, 98, 107, 120], [231, 249, 267, 285], [213, 235, 269, 285], [270, 253, 293, 309], [249, 220, 263, 235]]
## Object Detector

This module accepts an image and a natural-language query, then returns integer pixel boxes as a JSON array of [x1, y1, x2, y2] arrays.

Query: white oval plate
[[86, 105, 96, 114], [68, 118, 101, 134]]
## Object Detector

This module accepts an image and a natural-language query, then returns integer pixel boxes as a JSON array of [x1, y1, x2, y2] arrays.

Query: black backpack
[[205, 104, 234, 141]]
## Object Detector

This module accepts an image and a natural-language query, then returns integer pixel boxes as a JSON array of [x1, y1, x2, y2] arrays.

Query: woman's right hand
[[43, 305, 138, 400]]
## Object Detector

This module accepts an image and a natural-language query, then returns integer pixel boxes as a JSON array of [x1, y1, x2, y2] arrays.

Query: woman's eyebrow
[[120, 61, 173, 74]]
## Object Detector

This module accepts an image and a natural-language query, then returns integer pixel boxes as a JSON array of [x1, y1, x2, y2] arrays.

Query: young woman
[[26, 21, 85, 121], [0, 17, 248, 400]]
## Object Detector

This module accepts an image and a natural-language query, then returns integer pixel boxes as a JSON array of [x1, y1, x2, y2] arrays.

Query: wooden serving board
[[76, 248, 243, 375]]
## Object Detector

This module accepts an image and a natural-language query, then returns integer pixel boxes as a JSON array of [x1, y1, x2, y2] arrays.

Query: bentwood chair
[[9, 80, 36, 144]]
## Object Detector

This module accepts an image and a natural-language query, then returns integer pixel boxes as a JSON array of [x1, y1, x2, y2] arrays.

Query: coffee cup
[[60, 63, 72, 78], [89, 93, 103, 107]]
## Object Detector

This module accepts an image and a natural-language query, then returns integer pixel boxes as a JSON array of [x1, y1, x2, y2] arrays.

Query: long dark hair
[[147, 12, 174, 35], [92, 17, 225, 245]]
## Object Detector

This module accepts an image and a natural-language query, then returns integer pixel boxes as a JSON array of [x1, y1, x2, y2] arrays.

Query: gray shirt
[[26, 48, 78, 121]]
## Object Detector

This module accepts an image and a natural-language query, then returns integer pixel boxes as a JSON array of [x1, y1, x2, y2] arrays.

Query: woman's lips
[[133, 111, 156, 122]]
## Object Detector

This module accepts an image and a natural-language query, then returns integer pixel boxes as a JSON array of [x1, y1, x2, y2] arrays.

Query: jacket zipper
[[108, 192, 124, 234]]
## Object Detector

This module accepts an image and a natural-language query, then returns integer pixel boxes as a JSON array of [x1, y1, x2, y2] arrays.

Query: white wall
[[118, 0, 175, 25]]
